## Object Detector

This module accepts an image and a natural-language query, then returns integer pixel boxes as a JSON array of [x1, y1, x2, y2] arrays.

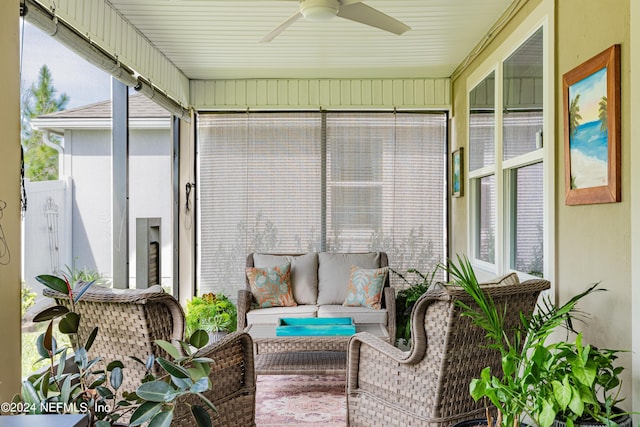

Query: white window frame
[[466, 0, 555, 285]]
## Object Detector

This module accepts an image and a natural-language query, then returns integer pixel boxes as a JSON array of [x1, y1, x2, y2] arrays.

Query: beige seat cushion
[[317, 252, 381, 305], [246, 305, 318, 325], [434, 272, 520, 293], [482, 272, 520, 286], [317, 304, 387, 325], [253, 253, 319, 305]]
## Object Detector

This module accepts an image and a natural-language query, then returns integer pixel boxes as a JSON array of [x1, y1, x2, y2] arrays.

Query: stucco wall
[[451, 0, 634, 411], [0, 0, 22, 402], [65, 128, 174, 288], [630, 0, 640, 417], [556, 0, 632, 407]]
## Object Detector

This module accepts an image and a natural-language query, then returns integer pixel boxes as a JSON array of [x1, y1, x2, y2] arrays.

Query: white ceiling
[[106, 0, 515, 80]]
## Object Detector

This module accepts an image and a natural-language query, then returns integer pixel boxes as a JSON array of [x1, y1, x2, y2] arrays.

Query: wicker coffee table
[[245, 322, 389, 376]]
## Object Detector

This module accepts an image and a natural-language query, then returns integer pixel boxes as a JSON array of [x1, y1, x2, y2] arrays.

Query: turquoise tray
[[275, 317, 356, 336]]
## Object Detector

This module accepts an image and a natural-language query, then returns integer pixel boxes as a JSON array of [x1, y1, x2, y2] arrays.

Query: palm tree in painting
[[568, 94, 582, 137], [598, 95, 608, 132]]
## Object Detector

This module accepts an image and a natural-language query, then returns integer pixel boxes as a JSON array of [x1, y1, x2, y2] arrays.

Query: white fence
[[22, 178, 72, 297]]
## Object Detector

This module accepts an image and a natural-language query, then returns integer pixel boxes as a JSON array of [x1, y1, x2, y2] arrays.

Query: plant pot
[[552, 413, 632, 427]]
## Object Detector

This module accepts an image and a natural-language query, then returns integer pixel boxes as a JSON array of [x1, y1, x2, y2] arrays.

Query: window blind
[[197, 111, 446, 298]]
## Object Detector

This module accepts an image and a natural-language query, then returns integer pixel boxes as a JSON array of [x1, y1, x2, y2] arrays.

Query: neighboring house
[[26, 93, 173, 296]]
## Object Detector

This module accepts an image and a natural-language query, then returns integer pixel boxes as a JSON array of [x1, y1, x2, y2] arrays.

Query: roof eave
[[30, 117, 171, 134]]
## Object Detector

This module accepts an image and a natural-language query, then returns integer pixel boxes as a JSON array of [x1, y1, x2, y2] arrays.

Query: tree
[[568, 94, 582, 137], [598, 95, 608, 132], [21, 64, 69, 181]]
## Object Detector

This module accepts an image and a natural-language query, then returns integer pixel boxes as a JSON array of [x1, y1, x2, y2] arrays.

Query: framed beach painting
[[563, 44, 620, 205], [452, 147, 463, 197]]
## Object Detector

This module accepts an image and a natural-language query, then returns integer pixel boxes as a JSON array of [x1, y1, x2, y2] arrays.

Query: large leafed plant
[[15, 274, 217, 427]]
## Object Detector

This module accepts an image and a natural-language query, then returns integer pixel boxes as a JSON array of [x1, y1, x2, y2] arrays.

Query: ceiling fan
[[261, 0, 411, 43]]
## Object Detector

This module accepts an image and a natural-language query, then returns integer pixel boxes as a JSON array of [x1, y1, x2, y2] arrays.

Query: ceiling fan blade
[[337, 2, 410, 35], [260, 11, 302, 43]]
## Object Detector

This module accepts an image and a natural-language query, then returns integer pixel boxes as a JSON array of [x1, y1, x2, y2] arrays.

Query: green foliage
[[15, 273, 215, 426], [21, 283, 37, 317], [185, 293, 237, 336], [599, 96, 608, 132], [569, 94, 582, 137], [22, 325, 71, 379], [532, 335, 627, 426], [24, 143, 60, 182], [443, 255, 628, 427], [21, 64, 69, 181], [392, 268, 437, 343], [62, 262, 111, 288]]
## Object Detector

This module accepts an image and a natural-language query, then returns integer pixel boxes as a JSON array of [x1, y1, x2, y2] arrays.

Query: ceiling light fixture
[[300, 0, 340, 22]]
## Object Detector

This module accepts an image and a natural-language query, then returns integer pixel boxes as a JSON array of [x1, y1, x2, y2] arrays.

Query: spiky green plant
[[442, 255, 628, 427]]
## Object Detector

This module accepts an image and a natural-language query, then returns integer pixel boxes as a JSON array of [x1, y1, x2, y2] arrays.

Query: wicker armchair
[[346, 278, 550, 427], [43, 285, 256, 427]]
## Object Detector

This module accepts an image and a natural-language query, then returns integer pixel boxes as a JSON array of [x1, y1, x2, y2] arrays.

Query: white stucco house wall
[[26, 93, 173, 296]]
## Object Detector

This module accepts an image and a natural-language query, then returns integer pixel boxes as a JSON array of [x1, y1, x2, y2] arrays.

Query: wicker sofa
[[238, 252, 396, 342], [44, 285, 256, 427]]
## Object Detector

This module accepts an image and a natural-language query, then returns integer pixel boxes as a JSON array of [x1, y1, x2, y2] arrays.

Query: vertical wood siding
[[190, 78, 451, 110]]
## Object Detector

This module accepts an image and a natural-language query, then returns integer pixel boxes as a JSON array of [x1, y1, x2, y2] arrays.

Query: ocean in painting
[[570, 119, 608, 188], [452, 154, 461, 193]]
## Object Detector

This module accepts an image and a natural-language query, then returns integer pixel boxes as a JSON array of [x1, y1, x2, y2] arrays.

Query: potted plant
[[392, 267, 437, 347], [444, 255, 631, 427], [185, 293, 237, 341], [15, 274, 217, 427], [543, 335, 630, 427]]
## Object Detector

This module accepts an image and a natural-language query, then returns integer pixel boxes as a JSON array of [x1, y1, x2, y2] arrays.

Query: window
[[469, 72, 497, 266], [469, 72, 496, 171], [468, 23, 549, 278], [503, 28, 544, 276], [326, 113, 389, 243], [327, 116, 385, 232], [510, 163, 544, 275], [197, 112, 447, 297], [476, 174, 496, 264]]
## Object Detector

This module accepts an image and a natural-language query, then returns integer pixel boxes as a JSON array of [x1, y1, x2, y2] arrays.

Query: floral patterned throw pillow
[[246, 263, 297, 308], [343, 265, 389, 309]]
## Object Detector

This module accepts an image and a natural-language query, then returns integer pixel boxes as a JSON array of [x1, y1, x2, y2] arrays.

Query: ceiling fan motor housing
[[300, 0, 340, 21]]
